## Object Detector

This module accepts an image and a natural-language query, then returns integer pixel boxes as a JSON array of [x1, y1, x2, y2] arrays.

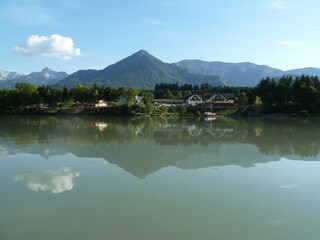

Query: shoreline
[[0, 110, 314, 118]]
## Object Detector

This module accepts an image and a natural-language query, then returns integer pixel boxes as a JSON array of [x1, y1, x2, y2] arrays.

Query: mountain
[[0, 70, 24, 81], [57, 50, 224, 89], [176, 60, 285, 86], [285, 67, 320, 76], [4, 52, 320, 89], [0, 68, 68, 88]]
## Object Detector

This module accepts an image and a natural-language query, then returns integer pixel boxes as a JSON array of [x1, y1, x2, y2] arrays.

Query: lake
[[0, 115, 320, 240]]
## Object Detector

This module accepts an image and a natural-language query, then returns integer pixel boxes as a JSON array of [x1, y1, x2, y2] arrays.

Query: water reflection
[[0, 115, 319, 178], [0, 146, 9, 156], [14, 167, 80, 194]]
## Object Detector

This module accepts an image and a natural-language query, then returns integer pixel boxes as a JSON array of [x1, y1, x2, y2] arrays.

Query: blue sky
[[1, 0, 320, 73]]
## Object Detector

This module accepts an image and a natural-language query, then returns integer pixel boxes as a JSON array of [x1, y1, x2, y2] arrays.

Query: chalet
[[183, 94, 203, 106], [202, 92, 237, 109]]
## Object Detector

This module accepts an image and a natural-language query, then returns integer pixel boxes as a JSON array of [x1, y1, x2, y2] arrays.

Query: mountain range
[[0, 70, 24, 81], [0, 68, 68, 88], [176, 60, 320, 86], [56, 50, 223, 89], [2, 50, 320, 89]]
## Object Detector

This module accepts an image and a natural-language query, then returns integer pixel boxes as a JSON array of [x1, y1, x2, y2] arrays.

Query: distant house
[[202, 92, 237, 109], [118, 95, 143, 105], [95, 100, 108, 108], [135, 96, 143, 104], [183, 94, 203, 106], [152, 99, 183, 106], [118, 95, 128, 105]]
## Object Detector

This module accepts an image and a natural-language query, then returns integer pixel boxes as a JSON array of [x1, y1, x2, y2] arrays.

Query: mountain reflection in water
[[0, 115, 319, 178]]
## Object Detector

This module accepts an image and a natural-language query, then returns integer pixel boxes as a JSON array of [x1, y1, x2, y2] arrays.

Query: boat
[[203, 112, 216, 117], [203, 112, 217, 121]]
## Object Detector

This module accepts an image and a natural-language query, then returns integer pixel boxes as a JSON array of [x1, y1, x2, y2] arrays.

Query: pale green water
[[0, 116, 320, 240]]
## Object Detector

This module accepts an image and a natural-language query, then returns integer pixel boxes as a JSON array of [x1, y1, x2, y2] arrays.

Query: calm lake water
[[1, 115, 320, 240]]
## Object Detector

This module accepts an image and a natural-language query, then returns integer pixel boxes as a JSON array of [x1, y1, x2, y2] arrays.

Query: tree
[[177, 105, 187, 115], [253, 96, 264, 113], [292, 75, 320, 112], [256, 78, 276, 106], [158, 104, 168, 113], [62, 85, 69, 102], [14, 82, 39, 105], [125, 87, 139, 106], [144, 102, 154, 114], [176, 91, 183, 99], [238, 92, 248, 107], [274, 76, 293, 105], [142, 92, 154, 104], [0, 89, 10, 109], [164, 90, 174, 99], [104, 86, 118, 101], [70, 84, 92, 103]]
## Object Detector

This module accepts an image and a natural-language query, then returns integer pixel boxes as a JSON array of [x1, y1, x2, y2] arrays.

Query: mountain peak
[[57, 50, 224, 89], [136, 49, 149, 55], [131, 50, 155, 59], [42, 67, 53, 73]]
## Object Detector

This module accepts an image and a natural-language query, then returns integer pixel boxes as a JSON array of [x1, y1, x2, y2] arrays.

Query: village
[[79, 91, 238, 116]]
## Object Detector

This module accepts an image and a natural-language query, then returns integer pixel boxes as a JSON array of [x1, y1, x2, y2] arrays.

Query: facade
[[183, 94, 203, 106], [118, 95, 143, 105], [118, 95, 128, 105], [152, 99, 184, 106], [150, 92, 236, 109], [95, 100, 108, 108], [204, 92, 235, 104], [202, 92, 237, 109]]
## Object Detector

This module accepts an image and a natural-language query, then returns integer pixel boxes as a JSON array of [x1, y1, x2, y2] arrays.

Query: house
[[183, 94, 203, 106], [95, 100, 108, 108], [202, 92, 237, 109], [118, 95, 143, 105], [135, 96, 143, 104], [118, 95, 128, 105], [152, 99, 184, 106]]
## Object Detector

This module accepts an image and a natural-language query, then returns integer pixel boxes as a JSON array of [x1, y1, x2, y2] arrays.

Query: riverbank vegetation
[[0, 75, 320, 116]]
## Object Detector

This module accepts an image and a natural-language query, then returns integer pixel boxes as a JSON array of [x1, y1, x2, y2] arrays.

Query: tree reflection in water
[[0, 115, 319, 178]]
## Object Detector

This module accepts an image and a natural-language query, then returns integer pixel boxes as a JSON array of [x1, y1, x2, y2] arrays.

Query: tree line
[[156, 75, 320, 114], [1, 75, 320, 114], [0, 83, 147, 109]]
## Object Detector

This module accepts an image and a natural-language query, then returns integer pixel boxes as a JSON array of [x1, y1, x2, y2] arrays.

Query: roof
[[203, 92, 236, 100], [152, 99, 183, 103], [183, 94, 203, 101], [223, 93, 236, 99]]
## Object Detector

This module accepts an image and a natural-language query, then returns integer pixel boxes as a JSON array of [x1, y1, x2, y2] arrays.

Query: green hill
[[57, 50, 224, 89]]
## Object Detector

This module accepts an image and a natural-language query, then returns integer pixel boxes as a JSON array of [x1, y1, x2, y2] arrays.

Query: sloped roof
[[204, 92, 236, 100], [183, 94, 203, 101]]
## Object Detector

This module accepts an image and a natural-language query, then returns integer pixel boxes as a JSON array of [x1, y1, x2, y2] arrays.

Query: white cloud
[[268, 0, 289, 10], [14, 34, 81, 60], [278, 41, 303, 46], [0, 146, 9, 156], [14, 167, 80, 194]]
